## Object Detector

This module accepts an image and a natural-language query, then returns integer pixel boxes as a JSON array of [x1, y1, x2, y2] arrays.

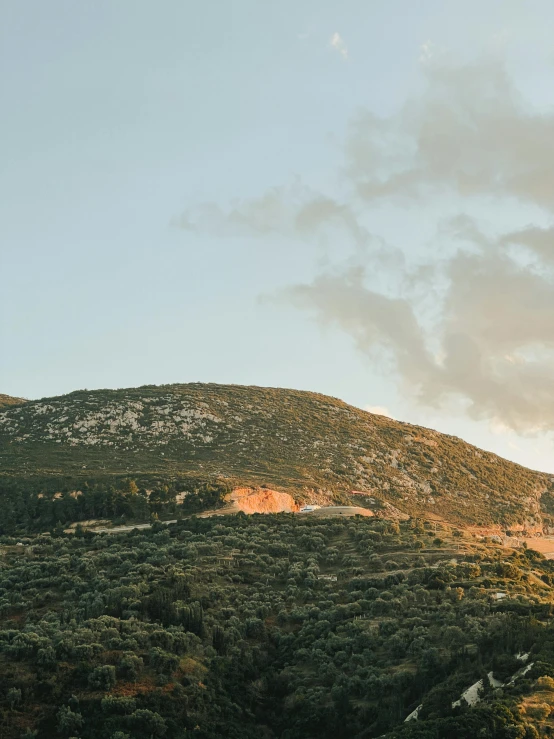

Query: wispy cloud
[[329, 32, 348, 60], [175, 57, 554, 436], [344, 59, 554, 211], [419, 40, 434, 64], [285, 212, 554, 435]]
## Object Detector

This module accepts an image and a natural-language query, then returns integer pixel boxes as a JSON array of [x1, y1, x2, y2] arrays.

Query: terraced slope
[[0, 383, 552, 526]]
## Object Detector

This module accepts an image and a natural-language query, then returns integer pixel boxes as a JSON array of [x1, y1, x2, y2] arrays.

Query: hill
[[0, 383, 552, 528], [0, 393, 26, 408]]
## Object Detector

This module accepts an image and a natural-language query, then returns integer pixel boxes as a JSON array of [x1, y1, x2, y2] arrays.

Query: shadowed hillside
[[0, 383, 552, 527]]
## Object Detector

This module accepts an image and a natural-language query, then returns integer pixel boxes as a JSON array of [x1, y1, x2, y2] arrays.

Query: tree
[[57, 706, 83, 735], [88, 665, 117, 691], [118, 653, 143, 682], [121, 479, 139, 495], [7, 687, 21, 709], [128, 709, 167, 738]]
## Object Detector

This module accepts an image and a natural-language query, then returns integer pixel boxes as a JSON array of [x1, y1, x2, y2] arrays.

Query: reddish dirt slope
[[226, 487, 299, 514]]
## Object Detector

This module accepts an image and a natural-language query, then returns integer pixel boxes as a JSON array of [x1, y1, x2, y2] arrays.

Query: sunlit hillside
[[0, 383, 552, 528]]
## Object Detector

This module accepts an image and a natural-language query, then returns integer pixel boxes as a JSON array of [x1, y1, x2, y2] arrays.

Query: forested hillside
[[1, 515, 553, 738], [0, 383, 552, 529]]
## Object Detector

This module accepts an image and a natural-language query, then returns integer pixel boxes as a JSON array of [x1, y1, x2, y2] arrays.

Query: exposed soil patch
[[226, 487, 299, 514], [523, 537, 554, 559]]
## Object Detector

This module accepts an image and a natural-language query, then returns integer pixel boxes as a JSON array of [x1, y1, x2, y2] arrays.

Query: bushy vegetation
[[0, 383, 551, 527], [2, 515, 554, 738], [0, 476, 231, 535]]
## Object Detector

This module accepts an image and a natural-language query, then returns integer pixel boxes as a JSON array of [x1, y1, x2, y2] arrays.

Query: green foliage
[[0, 516, 553, 738], [57, 705, 83, 735], [7, 687, 21, 709], [88, 664, 117, 690]]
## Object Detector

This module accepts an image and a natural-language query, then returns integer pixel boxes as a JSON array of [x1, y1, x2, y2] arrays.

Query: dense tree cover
[[1, 515, 554, 738], [0, 477, 231, 535]]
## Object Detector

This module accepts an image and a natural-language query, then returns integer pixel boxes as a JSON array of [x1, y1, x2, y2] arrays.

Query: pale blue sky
[[3, 1, 554, 472]]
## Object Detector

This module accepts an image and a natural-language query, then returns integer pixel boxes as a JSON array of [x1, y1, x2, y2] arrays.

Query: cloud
[[285, 267, 434, 387], [490, 418, 511, 435], [288, 215, 554, 434], [278, 58, 554, 434], [499, 225, 554, 265], [330, 32, 348, 60], [174, 184, 380, 259], [175, 56, 554, 436], [419, 41, 435, 64], [344, 59, 554, 211], [365, 405, 394, 418]]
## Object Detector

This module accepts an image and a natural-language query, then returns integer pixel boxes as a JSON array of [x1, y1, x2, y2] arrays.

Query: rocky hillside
[[0, 383, 552, 526]]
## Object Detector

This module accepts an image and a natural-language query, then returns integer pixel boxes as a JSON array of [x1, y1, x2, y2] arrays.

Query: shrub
[[525, 702, 551, 720], [57, 706, 83, 735], [537, 675, 554, 691], [88, 665, 117, 691]]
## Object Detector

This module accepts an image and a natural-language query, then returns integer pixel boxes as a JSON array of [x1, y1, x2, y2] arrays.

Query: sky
[[2, 0, 554, 472]]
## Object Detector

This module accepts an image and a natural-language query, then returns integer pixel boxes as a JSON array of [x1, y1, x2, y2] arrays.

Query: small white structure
[[453, 672, 502, 709], [299, 505, 320, 513], [508, 662, 534, 685], [405, 704, 422, 722]]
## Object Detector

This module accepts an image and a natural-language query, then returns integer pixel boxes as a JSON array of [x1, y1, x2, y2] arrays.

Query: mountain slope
[[0, 393, 26, 408], [0, 383, 551, 526]]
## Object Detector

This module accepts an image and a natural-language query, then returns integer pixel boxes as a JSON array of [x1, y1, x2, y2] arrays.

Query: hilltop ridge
[[0, 393, 27, 408], [0, 382, 552, 527]]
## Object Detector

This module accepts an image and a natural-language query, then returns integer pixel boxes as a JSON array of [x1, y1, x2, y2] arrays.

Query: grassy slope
[[0, 383, 551, 526], [0, 394, 27, 408]]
